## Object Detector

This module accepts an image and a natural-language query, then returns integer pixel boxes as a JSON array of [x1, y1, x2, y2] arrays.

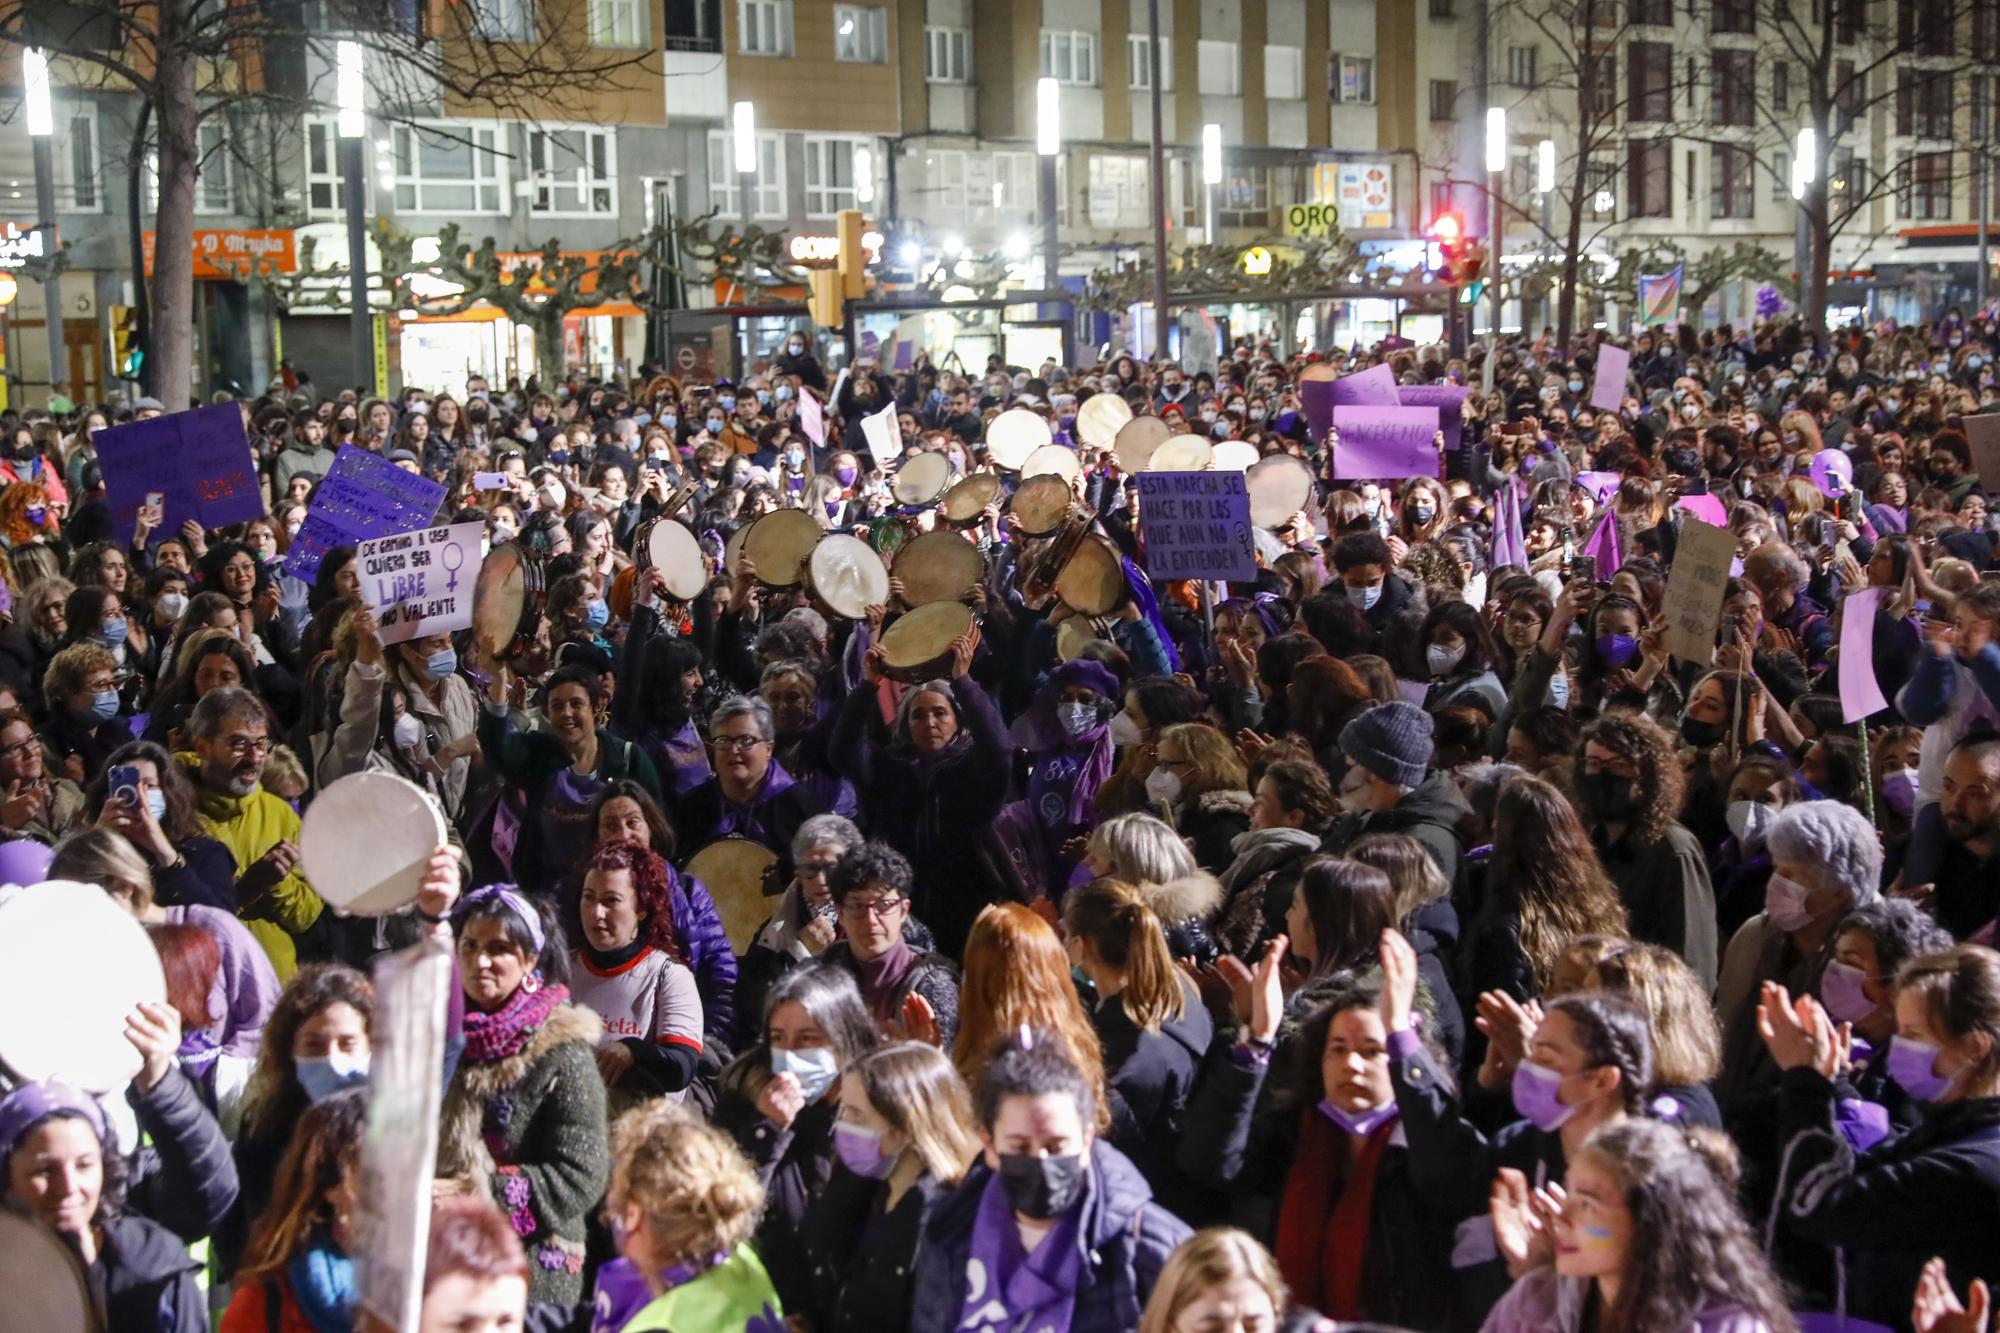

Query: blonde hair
[[1063, 879, 1186, 1031], [845, 1042, 980, 1185], [262, 743, 307, 797], [1089, 812, 1198, 887], [1138, 1228, 1288, 1333], [609, 1102, 764, 1266], [1586, 942, 1723, 1087], [49, 827, 154, 909], [1159, 722, 1247, 797]]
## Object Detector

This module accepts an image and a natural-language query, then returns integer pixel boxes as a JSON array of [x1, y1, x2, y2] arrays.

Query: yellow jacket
[[176, 753, 324, 978]]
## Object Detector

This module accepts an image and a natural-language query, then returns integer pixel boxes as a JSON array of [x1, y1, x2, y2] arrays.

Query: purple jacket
[[668, 865, 739, 1044], [163, 904, 281, 1059], [1481, 1268, 1775, 1333]]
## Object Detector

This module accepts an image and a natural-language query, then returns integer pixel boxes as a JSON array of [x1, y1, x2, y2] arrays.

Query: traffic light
[[807, 268, 844, 330], [1431, 211, 1489, 287], [836, 209, 868, 301], [110, 305, 144, 380]]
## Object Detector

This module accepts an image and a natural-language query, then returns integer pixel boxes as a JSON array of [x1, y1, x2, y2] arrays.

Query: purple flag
[[1397, 383, 1471, 451], [1838, 587, 1890, 723], [1579, 506, 1622, 574], [1491, 478, 1528, 571], [1300, 379, 1335, 448], [1575, 471, 1622, 503], [1331, 363, 1400, 407], [1331, 406, 1441, 479], [1589, 345, 1629, 412]]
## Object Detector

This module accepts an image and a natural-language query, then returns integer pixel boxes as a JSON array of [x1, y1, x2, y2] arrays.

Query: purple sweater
[[1481, 1268, 1775, 1333]]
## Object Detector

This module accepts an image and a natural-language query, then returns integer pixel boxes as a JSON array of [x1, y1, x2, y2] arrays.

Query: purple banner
[[283, 445, 446, 583], [97, 403, 265, 545], [1301, 379, 1335, 447], [1331, 406, 1441, 479], [1397, 383, 1471, 452], [1331, 363, 1400, 407]]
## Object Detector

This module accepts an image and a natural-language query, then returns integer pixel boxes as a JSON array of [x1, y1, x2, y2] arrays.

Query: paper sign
[[1301, 379, 1335, 448], [798, 389, 827, 448], [1331, 406, 1441, 479], [1838, 587, 1890, 723], [1590, 345, 1630, 411], [472, 472, 510, 492], [285, 446, 447, 583], [1675, 492, 1729, 527], [1331, 363, 1400, 407], [1397, 383, 1470, 451], [1966, 414, 2000, 491], [1659, 518, 1736, 664], [357, 522, 483, 645], [355, 941, 452, 1332], [1136, 470, 1259, 582], [859, 399, 900, 467], [97, 403, 266, 545]]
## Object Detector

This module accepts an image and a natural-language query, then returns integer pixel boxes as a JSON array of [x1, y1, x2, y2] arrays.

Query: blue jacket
[[909, 1140, 1190, 1333], [668, 865, 739, 1044]]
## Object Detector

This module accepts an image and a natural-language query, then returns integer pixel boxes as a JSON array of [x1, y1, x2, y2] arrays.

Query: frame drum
[[1211, 440, 1261, 472], [1149, 435, 1215, 472], [939, 472, 1003, 526], [301, 771, 450, 917], [1019, 443, 1082, 485], [472, 541, 546, 663], [643, 519, 709, 601], [1009, 473, 1078, 538], [891, 451, 954, 506], [1246, 453, 1316, 528], [879, 601, 975, 682], [806, 534, 891, 620], [742, 509, 823, 587], [0, 882, 165, 1093], [1075, 393, 1134, 449], [1056, 533, 1128, 617], [0, 1210, 95, 1333], [1113, 414, 1172, 473], [685, 838, 781, 953], [891, 529, 986, 607], [984, 408, 1053, 471]]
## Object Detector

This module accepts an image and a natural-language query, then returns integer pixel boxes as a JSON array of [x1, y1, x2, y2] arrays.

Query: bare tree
[[0, 0, 658, 406]]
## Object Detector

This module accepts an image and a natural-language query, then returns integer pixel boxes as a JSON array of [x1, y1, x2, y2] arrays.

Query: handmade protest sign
[[1838, 587, 1890, 723], [97, 402, 265, 545], [1397, 383, 1470, 451], [1966, 413, 2000, 492], [1590, 344, 1630, 411], [1136, 470, 1258, 583], [285, 445, 446, 583], [1331, 362, 1400, 407], [1300, 379, 1335, 447], [357, 521, 483, 645], [859, 399, 900, 467], [798, 388, 827, 447], [1659, 517, 1736, 664], [1331, 405, 1440, 479]]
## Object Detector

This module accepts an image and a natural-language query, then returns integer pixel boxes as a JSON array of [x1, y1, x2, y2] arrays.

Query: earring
[[522, 970, 542, 995]]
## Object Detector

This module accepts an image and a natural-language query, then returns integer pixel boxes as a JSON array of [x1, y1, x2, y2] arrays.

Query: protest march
[[7, 316, 2000, 1333]]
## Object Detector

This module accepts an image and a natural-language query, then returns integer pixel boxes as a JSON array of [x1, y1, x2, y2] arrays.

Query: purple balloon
[[0, 838, 52, 886], [1809, 449, 1854, 498]]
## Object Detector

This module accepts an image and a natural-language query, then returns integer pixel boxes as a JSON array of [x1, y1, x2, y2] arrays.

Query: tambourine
[[1246, 453, 1315, 528], [1113, 414, 1171, 473], [0, 1209, 96, 1332], [741, 509, 823, 587], [637, 518, 709, 602], [472, 540, 546, 662], [1055, 532, 1128, 617], [984, 408, 1052, 471], [1211, 440, 1260, 472], [0, 882, 166, 1093], [1149, 435, 1215, 472], [1075, 393, 1134, 450], [1009, 474, 1080, 538], [891, 529, 986, 607], [939, 473, 1003, 527], [892, 452, 954, 507], [879, 601, 975, 683], [300, 771, 450, 917], [685, 838, 780, 953], [1019, 443, 1082, 485], [805, 534, 891, 620]]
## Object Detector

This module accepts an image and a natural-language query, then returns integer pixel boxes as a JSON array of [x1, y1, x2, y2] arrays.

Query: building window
[[1771, 149, 1792, 201], [1900, 0, 1955, 55], [1586, 156, 1619, 218], [392, 122, 505, 213], [1628, 137, 1671, 217], [1629, 41, 1672, 121], [303, 119, 355, 214], [529, 127, 616, 215], [1835, 59, 1860, 123], [1040, 30, 1097, 84], [1428, 180, 1455, 225], [1218, 165, 1268, 229], [664, 0, 722, 51], [1197, 40, 1239, 95], [1631, 0, 1672, 22], [1331, 53, 1375, 103], [1506, 45, 1537, 87], [738, 0, 792, 55], [1774, 60, 1790, 113], [1429, 78, 1458, 120], [1977, 0, 2000, 63], [1712, 0, 1754, 33], [1898, 68, 1956, 139], [1974, 74, 1998, 141], [1264, 44, 1303, 99], [1580, 50, 1614, 115], [1710, 143, 1755, 217], [833, 5, 885, 62], [705, 130, 785, 218], [992, 151, 1041, 211], [1128, 34, 1171, 90], [1897, 150, 1953, 218], [193, 121, 232, 213], [466, 0, 531, 41], [1712, 50, 1754, 125], [1429, 0, 1454, 16], [588, 0, 643, 46], [804, 136, 869, 215], [925, 26, 970, 82]]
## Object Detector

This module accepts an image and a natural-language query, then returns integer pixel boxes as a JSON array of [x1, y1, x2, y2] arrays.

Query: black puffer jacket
[[97, 1211, 207, 1333], [1098, 975, 1215, 1212]]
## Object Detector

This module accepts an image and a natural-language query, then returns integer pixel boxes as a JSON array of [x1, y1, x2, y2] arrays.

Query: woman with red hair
[[568, 839, 704, 1105], [949, 901, 1107, 1119]]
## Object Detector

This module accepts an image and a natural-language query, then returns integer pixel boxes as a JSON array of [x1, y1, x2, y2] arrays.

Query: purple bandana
[[958, 1170, 1083, 1333], [0, 1081, 106, 1155]]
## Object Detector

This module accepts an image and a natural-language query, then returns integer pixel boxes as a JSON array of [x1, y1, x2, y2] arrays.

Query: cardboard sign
[[1659, 517, 1736, 664], [1331, 363, 1401, 407], [1590, 345, 1630, 412], [357, 521, 483, 645], [858, 399, 900, 467], [96, 403, 266, 545], [1397, 383, 1471, 451], [798, 389, 827, 448], [285, 446, 447, 583], [1838, 587, 1890, 723], [1331, 405, 1441, 479], [1136, 470, 1259, 582], [1965, 413, 2000, 491], [354, 941, 452, 1332]]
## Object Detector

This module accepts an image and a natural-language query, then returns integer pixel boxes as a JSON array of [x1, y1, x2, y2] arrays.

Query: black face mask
[[1578, 777, 1643, 823], [997, 1151, 1085, 1220], [1679, 715, 1727, 749]]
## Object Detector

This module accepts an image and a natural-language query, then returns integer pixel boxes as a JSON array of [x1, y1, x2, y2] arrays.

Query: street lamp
[[733, 100, 757, 230], [336, 40, 371, 394], [23, 48, 65, 403], [1202, 122, 1222, 243], [1483, 106, 1506, 388], [1793, 126, 1814, 320], [1037, 77, 1067, 361], [1536, 139, 1556, 333], [854, 145, 875, 207]]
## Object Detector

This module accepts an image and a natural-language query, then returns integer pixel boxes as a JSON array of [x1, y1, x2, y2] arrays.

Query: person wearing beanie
[[1320, 701, 1471, 884]]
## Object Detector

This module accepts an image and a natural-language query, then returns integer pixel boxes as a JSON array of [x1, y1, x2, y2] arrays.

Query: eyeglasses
[[0, 736, 38, 759], [221, 735, 273, 758], [712, 734, 767, 752], [797, 860, 839, 880], [840, 896, 907, 918]]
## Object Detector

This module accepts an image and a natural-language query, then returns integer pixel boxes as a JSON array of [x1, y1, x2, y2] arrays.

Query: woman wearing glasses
[[739, 813, 864, 1047], [819, 840, 960, 1049]]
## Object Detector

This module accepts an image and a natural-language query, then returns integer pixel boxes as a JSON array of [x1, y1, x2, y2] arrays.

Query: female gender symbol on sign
[[441, 538, 464, 594]]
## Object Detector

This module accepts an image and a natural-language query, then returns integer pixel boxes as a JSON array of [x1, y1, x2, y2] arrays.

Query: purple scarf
[[1121, 558, 1181, 672], [1012, 661, 1119, 829], [462, 981, 567, 1063], [957, 1171, 1083, 1333], [852, 939, 919, 1029], [589, 1252, 728, 1333]]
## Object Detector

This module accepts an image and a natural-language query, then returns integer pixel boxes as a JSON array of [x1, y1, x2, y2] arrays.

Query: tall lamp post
[[23, 49, 65, 403], [1037, 77, 1068, 364], [336, 40, 370, 393], [1484, 105, 1506, 389], [1792, 125, 1815, 331], [1536, 138, 1555, 334], [1202, 123, 1222, 243], [732, 100, 757, 232]]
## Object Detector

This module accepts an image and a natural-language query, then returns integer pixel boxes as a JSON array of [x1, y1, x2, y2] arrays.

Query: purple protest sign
[[97, 403, 266, 545], [797, 390, 826, 447], [1575, 471, 1622, 503], [1300, 379, 1335, 448], [1397, 383, 1470, 451], [1675, 492, 1729, 527], [1331, 363, 1400, 407], [1331, 406, 1441, 479], [1590, 345, 1629, 412], [283, 445, 447, 583], [1838, 587, 1889, 723]]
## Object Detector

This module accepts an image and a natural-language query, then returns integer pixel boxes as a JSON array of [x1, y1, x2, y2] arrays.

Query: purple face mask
[[1886, 1036, 1953, 1101], [1819, 960, 1876, 1026], [833, 1122, 894, 1178], [1317, 1098, 1399, 1138], [1511, 1059, 1577, 1131], [835, 466, 858, 486], [1594, 634, 1641, 668]]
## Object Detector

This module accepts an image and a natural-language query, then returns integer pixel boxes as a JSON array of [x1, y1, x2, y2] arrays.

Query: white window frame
[[738, 0, 793, 56], [1332, 53, 1375, 104], [587, 0, 644, 47], [1507, 44, 1537, 86], [706, 130, 787, 219], [1039, 29, 1097, 85], [1198, 39, 1240, 96], [391, 121, 509, 215], [833, 4, 886, 62], [303, 118, 354, 216], [1264, 44, 1303, 99], [1128, 34, 1172, 90], [465, 0, 532, 42], [147, 121, 233, 215], [55, 104, 102, 213], [804, 135, 869, 216], [925, 26, 970, 83], [529, 125, 618, 216], [991, 150, 1041, 212]]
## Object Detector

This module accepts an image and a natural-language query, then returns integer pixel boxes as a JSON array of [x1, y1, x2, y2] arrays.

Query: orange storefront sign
[[142, 228, 298, 279]]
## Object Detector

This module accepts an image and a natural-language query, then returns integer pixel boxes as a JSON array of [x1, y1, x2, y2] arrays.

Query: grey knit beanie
[[1339, 701, 1434, 789]]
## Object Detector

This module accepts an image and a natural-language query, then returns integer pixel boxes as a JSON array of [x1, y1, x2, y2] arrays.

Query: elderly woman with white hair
[[1714, 799, 1883, 1107]]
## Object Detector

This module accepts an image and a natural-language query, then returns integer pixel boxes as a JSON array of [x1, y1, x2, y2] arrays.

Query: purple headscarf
[[0, 1081, 106, 1157], [1014, 659, 1120, 829]]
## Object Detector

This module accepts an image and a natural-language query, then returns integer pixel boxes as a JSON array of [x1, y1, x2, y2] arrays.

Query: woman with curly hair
[[0, 479, 61, 548], [568, 839, 704, 1106]]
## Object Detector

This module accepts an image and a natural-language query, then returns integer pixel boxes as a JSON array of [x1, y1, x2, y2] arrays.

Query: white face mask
[[1144, 767, 1183, 806], [1763, 871, 1815, 933], [1726, 799, 1774, 848], [1056, 701, 1098, 739], [1427, 642, 1467, 677], [1346, 582, 1383, 610], [393, 712, 423, 750], [1108, 712, 1143, 747]]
